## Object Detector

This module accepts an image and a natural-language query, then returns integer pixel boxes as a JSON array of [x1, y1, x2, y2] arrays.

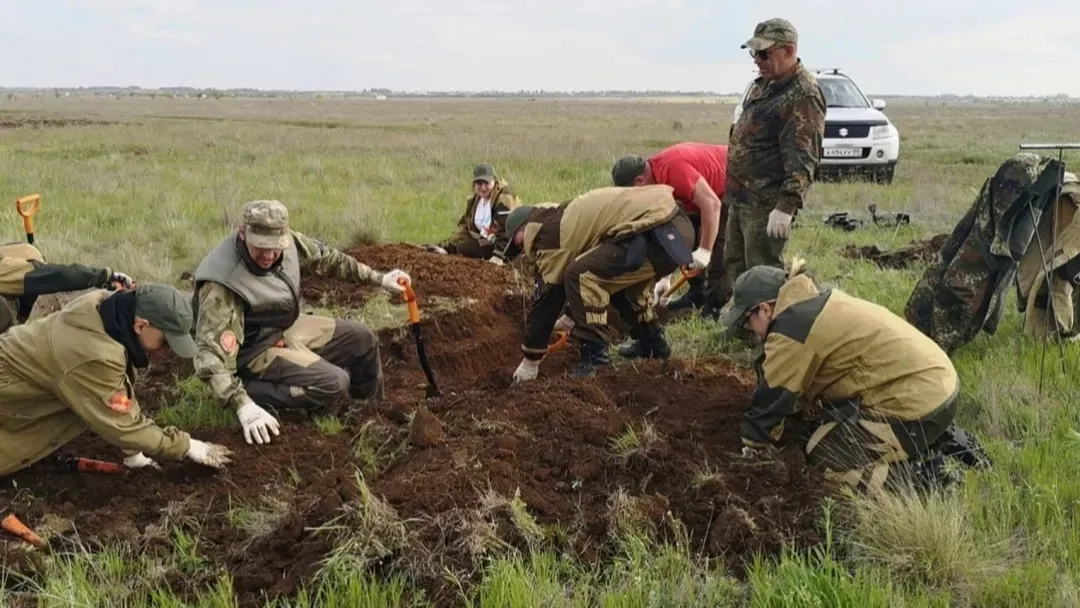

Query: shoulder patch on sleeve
[[107, 390, 133, 413], [220, 330, 238, 354]]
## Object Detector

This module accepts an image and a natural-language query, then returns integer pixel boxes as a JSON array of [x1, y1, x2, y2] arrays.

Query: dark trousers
[[240, 315, 384, 416]]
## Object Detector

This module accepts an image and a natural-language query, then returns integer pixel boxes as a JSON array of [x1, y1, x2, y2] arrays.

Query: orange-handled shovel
[[660, 266, 702, 301], [1, 513, 46, 548], [15, 193, 40, 245], [397, 277, 441, 398], [64, 457, 126, 475], [547, 329, 569, 353]]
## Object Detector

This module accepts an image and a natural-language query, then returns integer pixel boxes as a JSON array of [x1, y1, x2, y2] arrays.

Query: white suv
[[731, 68, 900, 184]]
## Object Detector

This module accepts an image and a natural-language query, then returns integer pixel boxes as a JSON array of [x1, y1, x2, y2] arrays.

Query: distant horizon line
[[1, 85, 1075, 99]]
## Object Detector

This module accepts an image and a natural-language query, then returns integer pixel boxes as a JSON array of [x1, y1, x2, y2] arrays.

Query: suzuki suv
[[731, 68, 900, 184]]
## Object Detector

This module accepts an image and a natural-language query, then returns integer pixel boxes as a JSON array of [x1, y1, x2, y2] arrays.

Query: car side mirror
[[872, 99, 886, 110]]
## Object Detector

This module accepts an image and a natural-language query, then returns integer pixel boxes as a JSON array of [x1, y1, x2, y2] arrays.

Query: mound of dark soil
[[301, 242, 524, 309], [841, 233, 950, 270], [0, 243, 834, 608]]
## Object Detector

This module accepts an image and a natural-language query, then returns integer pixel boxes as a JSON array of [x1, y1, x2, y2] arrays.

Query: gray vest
[[193, 234, 302, 367]]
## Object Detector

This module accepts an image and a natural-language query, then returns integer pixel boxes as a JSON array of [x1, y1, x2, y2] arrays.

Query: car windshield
[[819, 78, 868, 108]]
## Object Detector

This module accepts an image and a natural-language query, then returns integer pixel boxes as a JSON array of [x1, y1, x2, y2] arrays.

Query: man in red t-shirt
[[612, 142, 730, 322]]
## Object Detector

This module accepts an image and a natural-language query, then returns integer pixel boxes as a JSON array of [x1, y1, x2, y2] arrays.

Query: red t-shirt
[[648, 142, 728, 214]]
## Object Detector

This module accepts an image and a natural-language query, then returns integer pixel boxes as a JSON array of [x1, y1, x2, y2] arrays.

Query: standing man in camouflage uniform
[[0, 283, 233, 476], [725, 18, 826, 312], [191, 200, 411, 446], [0, 242, 134, 334]]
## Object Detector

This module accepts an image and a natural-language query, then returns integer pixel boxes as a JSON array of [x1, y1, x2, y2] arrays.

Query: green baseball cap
[[721, 266, 788, 329], [473, 163, 496, 183], [611, 155, 646, 187], [498, 205, 535, 259], [134, 283, 198, 358], [741, 18, 799, 51]]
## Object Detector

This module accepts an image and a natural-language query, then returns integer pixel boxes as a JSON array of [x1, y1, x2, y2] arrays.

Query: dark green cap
[[134, 283, 198, 358], [498, 205, 535, 259], [721, 266, 788, 329], [741, 18, 799, 51], [611, 155, 646, 187], [473, 163, 496, 183]]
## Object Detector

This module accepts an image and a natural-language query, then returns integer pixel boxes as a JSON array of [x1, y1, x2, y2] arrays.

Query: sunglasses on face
[[749, 45, 786, 60]]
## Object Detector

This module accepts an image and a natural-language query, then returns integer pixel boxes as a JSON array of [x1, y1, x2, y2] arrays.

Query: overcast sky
[[4, 0, 1078, 96]]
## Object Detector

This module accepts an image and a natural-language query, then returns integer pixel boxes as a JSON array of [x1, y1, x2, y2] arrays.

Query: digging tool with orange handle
[[15, 193, 40, 245], [547, 329, 569, 353], [1, 513, 46, 548], [397, 277, 441, 398], [64, 457, 126, 475], [659, 266, 702, 301]]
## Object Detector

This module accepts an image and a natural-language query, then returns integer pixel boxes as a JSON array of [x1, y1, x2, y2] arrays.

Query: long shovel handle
[[661, 266, 701, 300], [1, 513, 46, 548], [15, 194, 40, 245], [397, 277, 420, 323]]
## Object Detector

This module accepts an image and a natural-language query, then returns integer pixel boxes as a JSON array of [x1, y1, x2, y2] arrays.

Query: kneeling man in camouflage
[[192, 200, 410, 445]]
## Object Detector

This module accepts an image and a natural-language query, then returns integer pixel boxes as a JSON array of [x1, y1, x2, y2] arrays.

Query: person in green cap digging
[[0, 283, 234, 477], [497, 186, 697, 380], [725, 258, 989, 494]]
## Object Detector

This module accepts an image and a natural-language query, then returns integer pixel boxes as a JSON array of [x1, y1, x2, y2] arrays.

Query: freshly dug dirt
[[301, 242, 524, 309], [841, 233, 950, 270], [0, 243, 835, 607]]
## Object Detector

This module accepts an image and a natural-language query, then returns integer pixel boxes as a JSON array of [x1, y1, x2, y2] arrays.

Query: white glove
[[380, 269, 411, 292], [185, 439, 234, 469], [553, 314, 575, 333], [237, 401, 281, 445], [123, 452, 160, 470], [653, 276, 672, 307], [425, 245, 448, 255], [767, 209, 793, 239], [512, 358, 540, 384], [109, 271, 134, 289], [690, 247, 711, 270], [487, 256, 504, 266]]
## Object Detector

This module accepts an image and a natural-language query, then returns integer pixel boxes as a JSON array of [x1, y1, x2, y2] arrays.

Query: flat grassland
[[2, 96, 1080, 607]]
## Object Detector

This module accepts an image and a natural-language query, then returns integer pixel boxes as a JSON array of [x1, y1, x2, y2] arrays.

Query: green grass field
[[3, 95, 1080, 606]]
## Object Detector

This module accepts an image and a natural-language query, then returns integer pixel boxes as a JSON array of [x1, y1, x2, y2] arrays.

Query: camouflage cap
[[741, 18, 799, 51], [721, 265, 788, 330], [242, 199, 291, 250], [134, 283, 198, 358], [611, 155, 647, 187], [473, 163, 496, 183]]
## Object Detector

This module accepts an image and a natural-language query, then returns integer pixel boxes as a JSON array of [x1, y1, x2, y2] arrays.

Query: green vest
[[193, 234, 301, 367]]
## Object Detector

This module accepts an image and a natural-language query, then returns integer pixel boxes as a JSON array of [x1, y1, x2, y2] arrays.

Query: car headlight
[[872, 124, 896, 139]]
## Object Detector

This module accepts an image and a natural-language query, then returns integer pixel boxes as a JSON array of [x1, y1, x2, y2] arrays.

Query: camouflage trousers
[[805, 394, 957, 494], [240, 314, 384, 416], [723, 203, 788, 283]]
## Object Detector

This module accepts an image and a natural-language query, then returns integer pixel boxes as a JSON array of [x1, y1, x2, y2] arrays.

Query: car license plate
[[824, 147, 862, 158]]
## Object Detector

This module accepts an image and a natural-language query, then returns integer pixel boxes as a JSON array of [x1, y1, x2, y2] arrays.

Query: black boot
[[573, 340, 612, 378], [665, 278, 705, 310], [617, 322, 671, 359]]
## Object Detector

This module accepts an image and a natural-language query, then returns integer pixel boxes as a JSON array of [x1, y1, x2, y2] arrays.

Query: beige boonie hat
[[742, 18, 799, 51], [242, 200, 291, 250]]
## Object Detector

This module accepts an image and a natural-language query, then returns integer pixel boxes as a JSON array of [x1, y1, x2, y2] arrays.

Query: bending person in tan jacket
[[0, 284, 232, 477], [724, 257, 989, 493]]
